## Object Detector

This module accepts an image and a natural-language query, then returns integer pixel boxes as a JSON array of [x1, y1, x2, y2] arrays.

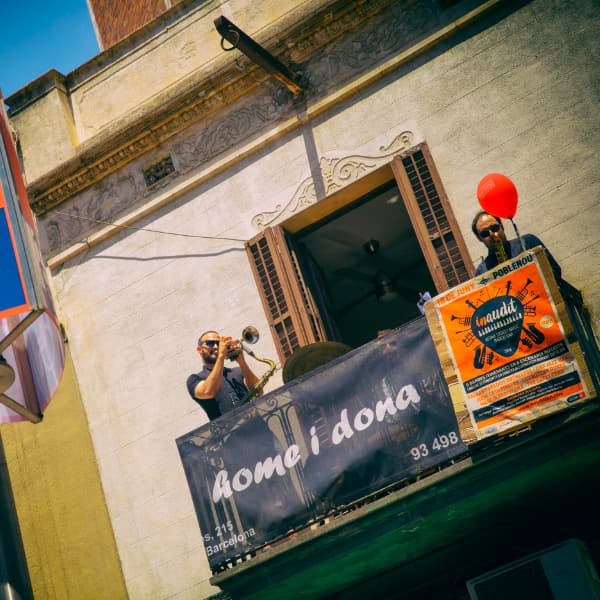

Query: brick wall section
[[88, 0, 183, 49]]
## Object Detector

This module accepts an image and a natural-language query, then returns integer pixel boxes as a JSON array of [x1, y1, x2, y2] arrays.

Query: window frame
[[246, 142, 473, 361]]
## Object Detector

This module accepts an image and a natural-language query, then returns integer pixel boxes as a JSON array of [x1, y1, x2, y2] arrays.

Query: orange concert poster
[[433, 252, 589, 436]]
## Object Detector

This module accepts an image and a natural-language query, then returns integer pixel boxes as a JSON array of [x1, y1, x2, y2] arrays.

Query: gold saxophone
[[494, 234, 508, 264], [244, 354, 276, 403], [232, 326, 277, 403]]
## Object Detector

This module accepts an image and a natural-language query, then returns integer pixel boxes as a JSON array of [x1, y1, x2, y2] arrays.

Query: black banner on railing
[[177, 318, 466, 569]]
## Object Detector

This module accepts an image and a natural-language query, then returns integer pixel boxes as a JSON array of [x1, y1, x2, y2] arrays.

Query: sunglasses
[[478, 223, 501, 239], [201, 340, 220, 348]]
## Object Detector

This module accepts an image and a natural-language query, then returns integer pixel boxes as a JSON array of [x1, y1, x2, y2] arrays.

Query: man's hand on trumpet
[[212, 335, 238, 362], [223, 336, 243, 361]]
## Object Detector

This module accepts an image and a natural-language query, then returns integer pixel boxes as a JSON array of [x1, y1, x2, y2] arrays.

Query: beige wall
[[47, 159, 285, 598], [5, 0, 599, 599], [309, 0, 600, 305]]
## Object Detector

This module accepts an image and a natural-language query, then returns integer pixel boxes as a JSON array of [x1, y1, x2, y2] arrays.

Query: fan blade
[[393, 284, 419, 303], [334, 268, 374, 283], [336, 288, 376, 316], [388, 262, 429, 300], [372, 270, 419, 303]]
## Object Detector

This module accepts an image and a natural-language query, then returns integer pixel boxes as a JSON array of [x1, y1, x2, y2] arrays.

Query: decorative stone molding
[[26, 0, 401, 216], [37, 85, 294, 257], [23, 0, 445, 216], [173, 91, 291, 173], [28, 66, 273, 215], [143, 155, 176, 187], [251, 130, 415, 230], [33, 0, 500, 261], [40, 170, 145, 256]]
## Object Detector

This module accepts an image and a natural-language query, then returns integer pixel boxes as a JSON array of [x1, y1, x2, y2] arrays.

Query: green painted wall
[[0, 350, 128, 600]]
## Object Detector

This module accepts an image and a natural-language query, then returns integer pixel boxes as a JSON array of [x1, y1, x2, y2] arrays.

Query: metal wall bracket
[[214, 16, 304, 96]]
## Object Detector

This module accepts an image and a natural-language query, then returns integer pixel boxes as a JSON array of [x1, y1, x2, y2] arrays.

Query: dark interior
[[298, 183, 437, 348]]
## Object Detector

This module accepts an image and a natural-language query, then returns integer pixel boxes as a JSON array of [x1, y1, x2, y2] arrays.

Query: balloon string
[[510, 218, 524, 252]]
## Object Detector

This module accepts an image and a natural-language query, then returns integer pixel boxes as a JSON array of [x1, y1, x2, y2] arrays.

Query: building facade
[[1, 0, 599, 598]]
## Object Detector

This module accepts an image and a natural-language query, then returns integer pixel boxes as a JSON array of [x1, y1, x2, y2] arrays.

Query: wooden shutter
[[391, 144, 474, 292], [246, 226, 327, 362]]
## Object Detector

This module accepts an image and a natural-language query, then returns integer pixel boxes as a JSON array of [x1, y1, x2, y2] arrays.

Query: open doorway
[[246, 144, 473, 364], [296, 182, 436, 348]]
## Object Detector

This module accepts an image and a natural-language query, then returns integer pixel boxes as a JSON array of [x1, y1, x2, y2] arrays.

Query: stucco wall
[[48, 156, 291, 598], [310, 0, 600, 304], [8, 0, 600, 598]]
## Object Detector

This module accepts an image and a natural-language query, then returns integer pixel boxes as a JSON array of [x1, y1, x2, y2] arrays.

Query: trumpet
[[226, 325, 260, 359], [228, 326, 277, 403]]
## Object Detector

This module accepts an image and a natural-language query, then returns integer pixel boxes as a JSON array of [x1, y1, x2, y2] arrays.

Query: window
[[246, 227, 328, 364], [246, 142, 473, 362], [391, 145, 472, 290]]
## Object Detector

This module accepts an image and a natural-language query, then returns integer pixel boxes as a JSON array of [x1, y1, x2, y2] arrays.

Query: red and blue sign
[[0, 186, 30, 319], [0, 94, 65, 422]]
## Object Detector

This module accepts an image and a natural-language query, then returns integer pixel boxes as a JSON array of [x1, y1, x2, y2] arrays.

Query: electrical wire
[[52, 209, 247, 243]]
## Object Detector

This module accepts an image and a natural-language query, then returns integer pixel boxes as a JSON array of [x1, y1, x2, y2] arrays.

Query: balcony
[[177, 250, 600, 599]]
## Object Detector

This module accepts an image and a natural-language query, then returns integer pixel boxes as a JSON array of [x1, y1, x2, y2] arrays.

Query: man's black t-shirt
[[186, 365, 248, 420]]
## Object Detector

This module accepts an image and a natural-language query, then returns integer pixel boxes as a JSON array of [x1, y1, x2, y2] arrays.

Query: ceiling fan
[[334, 238, 420, 315]]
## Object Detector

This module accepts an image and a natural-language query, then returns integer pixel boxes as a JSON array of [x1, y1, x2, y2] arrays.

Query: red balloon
[[477, 173, 518, 219]]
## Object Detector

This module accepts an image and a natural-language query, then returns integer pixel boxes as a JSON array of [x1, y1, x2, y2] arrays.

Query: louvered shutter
[[246, 226, 326, 362], [391, 144, 474, 291]]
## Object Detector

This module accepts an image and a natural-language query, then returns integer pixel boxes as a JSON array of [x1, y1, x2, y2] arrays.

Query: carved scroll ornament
[[251, 129, 414, 230]]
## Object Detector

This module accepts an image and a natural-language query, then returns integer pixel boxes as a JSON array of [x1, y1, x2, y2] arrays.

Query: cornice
[[27, 58, 267, 214], [40, 0, 509, 268], [26, 0, 399, 216]]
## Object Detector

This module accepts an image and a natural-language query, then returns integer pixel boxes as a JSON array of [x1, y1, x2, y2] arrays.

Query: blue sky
[[0, 0, 100, 99]]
